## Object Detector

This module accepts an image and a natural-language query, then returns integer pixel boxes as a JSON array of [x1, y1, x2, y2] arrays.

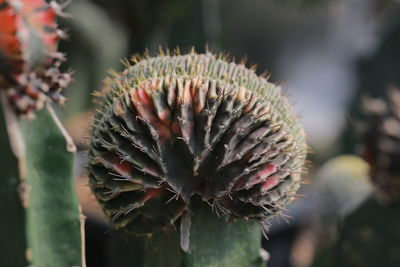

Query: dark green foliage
[[89, 0, 204, 52], [0, 102, 27, 267], [106, 230, 145, 267], [313, 196, 400, 267], [143, 230, 182, 267], [276, 0, 329, 5], [336, 197, 400, 266]]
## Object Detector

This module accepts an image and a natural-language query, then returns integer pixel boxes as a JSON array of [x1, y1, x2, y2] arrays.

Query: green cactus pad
[[89, 52, 307, 235]]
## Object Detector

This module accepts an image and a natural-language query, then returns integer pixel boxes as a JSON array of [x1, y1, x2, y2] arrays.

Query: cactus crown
[[0, 0, 71, 117], [89, 51, 307, 236]]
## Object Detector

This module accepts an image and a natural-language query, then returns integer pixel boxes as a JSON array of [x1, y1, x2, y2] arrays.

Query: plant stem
[[20, 109, 84, 267], [144, 196, 265, 267]]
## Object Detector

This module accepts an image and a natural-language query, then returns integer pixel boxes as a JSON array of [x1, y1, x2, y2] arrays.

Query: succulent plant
[[359, 88, 400, 201], [311, 90, 400, 267], [0, 2, 83, 266], [0, 0, 71, 117], [88, 52, 307, 239]]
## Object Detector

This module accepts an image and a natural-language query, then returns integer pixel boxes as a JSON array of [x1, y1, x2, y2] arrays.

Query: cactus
[[305, 155, 372, 243], [312, 89, 400, 267], [0, 100, 84, 267], [0, 1, 84, 266], [305, 155, 371, 267], [88, 51, 307, 265], [330, 88, 400, 267], [358, 88, 400, 202], [19, 109, 84, 267], [0, 0, 71, 117], [106, 198, 265, 267]]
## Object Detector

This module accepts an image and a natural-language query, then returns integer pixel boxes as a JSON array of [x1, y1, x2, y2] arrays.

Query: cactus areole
[[89, 52, 307, 238], [0, 0, 71, 116]]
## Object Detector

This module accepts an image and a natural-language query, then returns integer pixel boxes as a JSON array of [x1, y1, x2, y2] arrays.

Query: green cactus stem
[[19, 108, 84, 267], [0, 102, 84, 267], [183, 197, 265, 267], [143, 196, 265, 267]]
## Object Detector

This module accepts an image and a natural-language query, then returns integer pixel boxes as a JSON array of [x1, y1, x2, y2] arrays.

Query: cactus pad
[[89, 52, 307, 235], [0, 0, 71, 116]]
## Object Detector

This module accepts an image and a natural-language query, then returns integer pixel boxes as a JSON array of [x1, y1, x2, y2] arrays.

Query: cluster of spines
[[107, 52, 304, 147], [89, 51, 307, 235], [0, 0, 71, 117]]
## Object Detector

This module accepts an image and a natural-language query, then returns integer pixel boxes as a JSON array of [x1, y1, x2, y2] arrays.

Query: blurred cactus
[[0, 1, 84, 266], [0, 0, 71, 117], [313, 89, 400, 267], [307, 155, 372, 242], [358, 88, 400, 201], [341, 13, 400, 154], [292, 155, 371, 267], [88, 51, 306, 265]]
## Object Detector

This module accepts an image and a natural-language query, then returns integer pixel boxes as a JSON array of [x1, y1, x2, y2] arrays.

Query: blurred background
[[58, 0, 400, 266]]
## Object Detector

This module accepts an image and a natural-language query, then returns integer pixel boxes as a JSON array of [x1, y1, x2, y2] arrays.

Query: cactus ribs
[[89, 52, 307, 236]]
